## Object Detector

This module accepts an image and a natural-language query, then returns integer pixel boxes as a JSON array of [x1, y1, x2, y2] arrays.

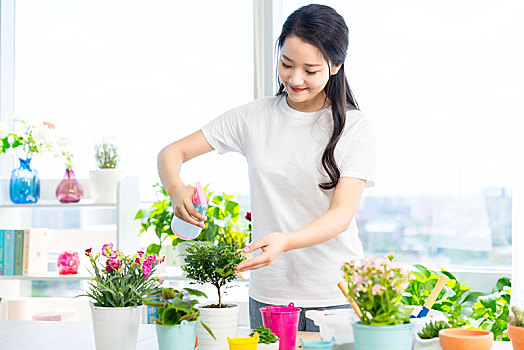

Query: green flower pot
[[352, 321, 414, 350]]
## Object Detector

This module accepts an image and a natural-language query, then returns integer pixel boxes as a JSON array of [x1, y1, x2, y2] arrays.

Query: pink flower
[[43, 121, 55, 129], [245, 212, 251, 221], [371, 284, 386, 296], [137, 251, 144, 257], [105, 257, 121, 273], [102, 243, 114, 258]]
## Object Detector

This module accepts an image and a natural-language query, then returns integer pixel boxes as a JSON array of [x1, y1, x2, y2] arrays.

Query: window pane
[[14, 0, 253, 199], [282, 0, 523, 268]]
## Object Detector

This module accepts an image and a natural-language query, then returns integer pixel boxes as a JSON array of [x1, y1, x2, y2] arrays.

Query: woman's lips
[[289, 85, 306, 92]]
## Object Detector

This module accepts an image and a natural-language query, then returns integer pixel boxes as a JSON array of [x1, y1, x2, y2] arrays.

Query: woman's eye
[[306, 71, 318, 75], [281, 61, 291, 68]]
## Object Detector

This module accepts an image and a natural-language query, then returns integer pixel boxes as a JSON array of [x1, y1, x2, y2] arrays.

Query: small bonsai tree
[[144, 287, 215, 338], [182, 242, 245, 308], [250, 326, 278, 344], [417, 320, 451, 339], [94, 139, 119, 169], [509, 306, 524, 327]]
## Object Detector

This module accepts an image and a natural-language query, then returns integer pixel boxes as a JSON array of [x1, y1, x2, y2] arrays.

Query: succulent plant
[[250, 326, 279, 344], [509, 306, 524, 327], [417, 320, 451, 339]]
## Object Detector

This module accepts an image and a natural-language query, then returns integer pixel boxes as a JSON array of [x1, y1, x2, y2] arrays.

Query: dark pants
[[249, 297, 350, 331]]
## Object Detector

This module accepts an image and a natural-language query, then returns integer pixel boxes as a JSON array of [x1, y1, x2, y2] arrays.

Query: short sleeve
[[201, 103, 248, 156], [338, 116, 376, 187]]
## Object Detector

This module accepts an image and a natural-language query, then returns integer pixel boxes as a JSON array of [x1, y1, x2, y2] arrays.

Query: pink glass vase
[[57, 251, 80, 275], [56, 169, 83, 203]]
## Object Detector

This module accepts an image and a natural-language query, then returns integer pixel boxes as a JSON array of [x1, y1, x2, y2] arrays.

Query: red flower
[[85, 248, 92, 256], [245, 212, 251, 221]]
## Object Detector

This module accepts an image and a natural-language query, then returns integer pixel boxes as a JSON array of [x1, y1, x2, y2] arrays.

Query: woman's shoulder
[[343, 108, 375, 134]]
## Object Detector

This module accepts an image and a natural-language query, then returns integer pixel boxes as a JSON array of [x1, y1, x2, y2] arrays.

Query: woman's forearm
[[284, 207, 354, 251], [157, 143, 185, 198]]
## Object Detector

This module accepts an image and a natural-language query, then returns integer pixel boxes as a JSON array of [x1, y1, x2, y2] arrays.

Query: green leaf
[[413, 264, 432, 279], [440, 270, 456, 281], [201, 321, 216, 340], [496, 277, 511, 292], [146, 243, 161, 255], [184, 288, 208, 298], [135, 209, 147, 220]]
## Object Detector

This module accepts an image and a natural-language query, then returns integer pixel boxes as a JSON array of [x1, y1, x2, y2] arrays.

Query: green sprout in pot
[[250, 326, 278, 344], [144, 287, 215, 339], [182, 242, 245, 308], [417, 320, 451, 339], [94, 139, 119, 169]]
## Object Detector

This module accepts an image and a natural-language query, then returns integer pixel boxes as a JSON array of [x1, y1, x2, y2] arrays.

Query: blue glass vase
[[9, 157, 40, 204]]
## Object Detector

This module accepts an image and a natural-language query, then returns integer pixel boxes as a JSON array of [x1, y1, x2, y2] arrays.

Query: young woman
[[157, 4, 375, 331]]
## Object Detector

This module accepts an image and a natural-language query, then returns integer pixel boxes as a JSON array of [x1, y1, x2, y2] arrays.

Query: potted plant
[[250, 326, 279, 350], [341, 253, 413, 350], [414, 321, 450, 350], [509, 306, 524, 350], [89, 138, 120, 203], [83, 243, 164, 350], [0, 114, 54, 204], [54, 135, 83, 203], [182, 241, 245, 350], [144, 287, 215, 350]]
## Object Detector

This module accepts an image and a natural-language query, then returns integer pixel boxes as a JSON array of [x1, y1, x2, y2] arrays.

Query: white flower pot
[[89, 169, 121, 204], [257, 341, 279, 350], [414, 335, 442, 350], [90, 303, 142, 350], [196, 303, 239, 350]]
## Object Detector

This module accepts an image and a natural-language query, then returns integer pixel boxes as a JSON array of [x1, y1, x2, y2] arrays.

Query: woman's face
[[278, 35, 340, 112]]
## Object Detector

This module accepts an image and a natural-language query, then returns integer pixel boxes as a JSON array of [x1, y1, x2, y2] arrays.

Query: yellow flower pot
[[227, 332, 259, 350]]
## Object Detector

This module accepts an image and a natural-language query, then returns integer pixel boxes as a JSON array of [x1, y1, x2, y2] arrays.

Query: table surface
[[0, 320, 512, 349]]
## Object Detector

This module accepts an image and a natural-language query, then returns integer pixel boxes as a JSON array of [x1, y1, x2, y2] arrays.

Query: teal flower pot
[[352, 321, 414, 350], [155, 320, 197, 350]]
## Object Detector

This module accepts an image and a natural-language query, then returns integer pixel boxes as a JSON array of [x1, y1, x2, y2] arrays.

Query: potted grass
[[83, 243, 164, 350], [414, 320, 450, 350], [89, 139, 120, 203], [509, 306, 524, 350], [250, 326, 279, 350], [342, 253, 413, 350], [182, 241, 245, 350], [144, 287, 215, 350]]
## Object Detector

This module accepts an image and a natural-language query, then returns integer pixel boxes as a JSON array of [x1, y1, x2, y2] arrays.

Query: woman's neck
[[285, 93, 329, 113]]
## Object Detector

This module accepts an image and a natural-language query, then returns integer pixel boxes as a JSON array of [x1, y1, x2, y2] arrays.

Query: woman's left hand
[[235, 232, 288, 273]]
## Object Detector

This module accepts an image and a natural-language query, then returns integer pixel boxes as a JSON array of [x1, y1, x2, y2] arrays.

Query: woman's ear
[[331, 64, 342, 76]]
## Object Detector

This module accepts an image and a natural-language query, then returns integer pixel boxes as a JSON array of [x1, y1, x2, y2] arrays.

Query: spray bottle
[[171, 182, 208, 240]]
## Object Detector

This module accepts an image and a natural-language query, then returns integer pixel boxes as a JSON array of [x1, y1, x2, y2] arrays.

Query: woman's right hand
[[172, 185, 207, 229]]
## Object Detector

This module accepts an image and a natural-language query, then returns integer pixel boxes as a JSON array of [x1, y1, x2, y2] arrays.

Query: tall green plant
[[182, 242, 245, 308], [470, 277, 511, 341], [402, 265, 483, 327]]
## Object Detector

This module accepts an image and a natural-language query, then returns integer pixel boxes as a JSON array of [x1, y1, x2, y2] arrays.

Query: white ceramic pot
[[90, 303, 142, 350], [89, 169, 121, 204], [414, 335, 442, 350], [196, 303, 239, 350], [257, 341, 279, 350]]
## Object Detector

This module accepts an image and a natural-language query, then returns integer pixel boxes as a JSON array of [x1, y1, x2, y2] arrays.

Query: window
[[281, 0, 523, 268], [14, 0, 253, 200]]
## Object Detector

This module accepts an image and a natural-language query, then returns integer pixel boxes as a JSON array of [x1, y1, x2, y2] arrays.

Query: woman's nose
[[289, 71, 304, 86]]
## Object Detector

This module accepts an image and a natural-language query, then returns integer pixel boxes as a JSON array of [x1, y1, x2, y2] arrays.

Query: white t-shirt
[[201, 95, 375, 307]]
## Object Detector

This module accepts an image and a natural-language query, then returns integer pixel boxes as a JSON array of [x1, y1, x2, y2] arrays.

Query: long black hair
[[276, 4, 359, 190]]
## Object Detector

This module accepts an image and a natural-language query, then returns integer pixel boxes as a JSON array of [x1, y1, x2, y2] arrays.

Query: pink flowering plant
[[342, 253, 412, 325], [83, 243, 165, 307]]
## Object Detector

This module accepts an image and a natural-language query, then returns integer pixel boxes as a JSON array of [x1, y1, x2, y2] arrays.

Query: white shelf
[[0, 273, 249, 283], [0, 200, 116, 208]]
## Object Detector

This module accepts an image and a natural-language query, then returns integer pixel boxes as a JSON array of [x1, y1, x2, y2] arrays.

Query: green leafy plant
[[94, 139, 118, 169], [341, 253, 412, 325], [509, 306, 524, 327], [250, 326, 278, 344], [402, 265, 483, 327], [470, 277, 511, 341], [417, 320, 451, 339], [144, 287, 215, 339], [0, 115, 54, 157], [182, 242, 245, 308], [201, 191, 251, 250], [135, 184, 251, 255], [83, 243, 164, 307], [135, 184, 180, 255]]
